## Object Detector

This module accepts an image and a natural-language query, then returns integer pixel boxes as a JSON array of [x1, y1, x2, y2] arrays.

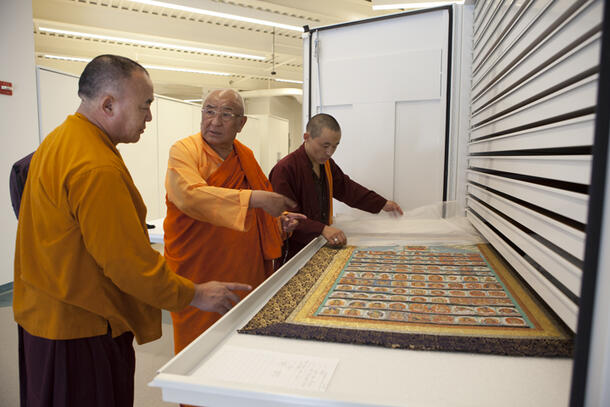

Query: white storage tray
[[150, 236, 573, 407]]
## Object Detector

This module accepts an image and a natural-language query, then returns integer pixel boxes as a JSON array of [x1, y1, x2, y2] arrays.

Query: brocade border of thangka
[[239, 245, 573, 356]]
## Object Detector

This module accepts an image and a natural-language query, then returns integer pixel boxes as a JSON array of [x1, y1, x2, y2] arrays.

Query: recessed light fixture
[[38, 26, 266, 60], [128, 0, 304, 32]]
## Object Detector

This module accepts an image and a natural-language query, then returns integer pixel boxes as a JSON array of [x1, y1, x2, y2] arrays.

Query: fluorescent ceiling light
[[184, 99, 202, 103], [40, 54, 300, 83], [372, 1, 464, 10], [128, 0, 304, 32], [42, 54, 90, 63], [274, 78, 303, 84], [144, 64, 231, 76], [38, 26, 265, 60], [41, 54, 231, 76]]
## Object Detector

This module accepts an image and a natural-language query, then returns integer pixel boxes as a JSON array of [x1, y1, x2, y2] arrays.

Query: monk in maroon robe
[[270, 113, 403, 264]]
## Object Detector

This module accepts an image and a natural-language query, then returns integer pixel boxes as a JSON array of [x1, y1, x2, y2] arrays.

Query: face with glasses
[[200, 90, 247, 158]]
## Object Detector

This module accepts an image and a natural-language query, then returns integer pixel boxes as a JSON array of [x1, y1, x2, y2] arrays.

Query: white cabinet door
[[306, 8, 451, 214]]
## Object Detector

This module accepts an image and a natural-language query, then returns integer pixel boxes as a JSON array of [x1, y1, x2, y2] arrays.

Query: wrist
[[249, 190, 259, 209]]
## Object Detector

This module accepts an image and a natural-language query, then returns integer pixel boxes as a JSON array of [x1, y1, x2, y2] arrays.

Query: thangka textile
[[239, 244, 573, 356]]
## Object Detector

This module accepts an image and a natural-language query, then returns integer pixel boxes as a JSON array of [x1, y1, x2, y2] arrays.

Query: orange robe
[[14, 113, 194, 344], [164, 133, 281, 354]]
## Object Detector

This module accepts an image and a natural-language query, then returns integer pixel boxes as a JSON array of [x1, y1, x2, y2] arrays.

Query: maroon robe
[[270, 144, 387, 263], [19, 325, 135, 407]]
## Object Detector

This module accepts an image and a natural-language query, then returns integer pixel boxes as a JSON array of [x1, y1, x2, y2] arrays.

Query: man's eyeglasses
[[202, 108, 244, 122]]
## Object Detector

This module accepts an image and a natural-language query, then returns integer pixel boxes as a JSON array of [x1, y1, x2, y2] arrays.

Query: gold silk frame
[[240, 244, 573, 356]]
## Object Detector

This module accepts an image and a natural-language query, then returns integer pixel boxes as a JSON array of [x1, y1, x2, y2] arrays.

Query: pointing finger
[[224, 283, 252, 291], [285, 212, 307, 220]]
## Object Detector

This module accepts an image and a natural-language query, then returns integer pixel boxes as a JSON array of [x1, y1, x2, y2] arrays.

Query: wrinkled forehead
[[203, 90, 244, 112]]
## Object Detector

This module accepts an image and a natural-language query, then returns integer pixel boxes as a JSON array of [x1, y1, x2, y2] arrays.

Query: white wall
[[118, 100, 161, 219], [257, 115, 290, 177], [237, 114, 289, 177], [0, 0, 40, 286], [245, 95, 302, 153], [121, 98, 201, 221], [36, 67, 80, 142], [244, 97, 270, 115], [153, 97, 200, 219], [269, 96, 303, 152], [237, 116, 262, 163]]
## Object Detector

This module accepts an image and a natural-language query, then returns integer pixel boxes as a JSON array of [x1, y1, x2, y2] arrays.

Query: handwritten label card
[[193, 345, 338, 393]]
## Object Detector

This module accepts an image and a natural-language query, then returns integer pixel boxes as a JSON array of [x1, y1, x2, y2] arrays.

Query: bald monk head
[[76, 54, 154, 145], [303, 113, 342, 166]]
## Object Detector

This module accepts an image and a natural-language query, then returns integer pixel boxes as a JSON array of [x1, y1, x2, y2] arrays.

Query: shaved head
[[78, 54, 149, 101], [203, 89, 245, 115], [75, 54, 154, 146], [306, 113, 341, 139]]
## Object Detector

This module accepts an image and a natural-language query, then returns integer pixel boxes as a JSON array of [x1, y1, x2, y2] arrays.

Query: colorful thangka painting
[[239, 244, 573, 356]]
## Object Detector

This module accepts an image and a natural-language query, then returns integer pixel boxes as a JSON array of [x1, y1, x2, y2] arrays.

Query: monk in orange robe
[[164, 89, 303, 354], [14, 56, 251, 407]]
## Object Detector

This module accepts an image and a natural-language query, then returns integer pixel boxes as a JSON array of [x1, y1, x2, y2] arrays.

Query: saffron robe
[[269, 143, 387, 262], [14, 113, 195, 344], [164, 133, 282, 353]]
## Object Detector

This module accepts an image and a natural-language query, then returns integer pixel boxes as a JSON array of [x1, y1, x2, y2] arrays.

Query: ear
[[101, 95, 115, 117], [303, 132, 311, 142], [236, 115, 248, 133]]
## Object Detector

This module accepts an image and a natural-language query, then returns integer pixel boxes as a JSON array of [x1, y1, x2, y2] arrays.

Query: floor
[[0, 288, 178, 407]]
